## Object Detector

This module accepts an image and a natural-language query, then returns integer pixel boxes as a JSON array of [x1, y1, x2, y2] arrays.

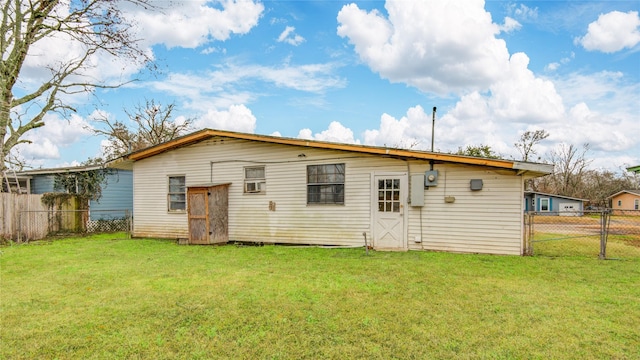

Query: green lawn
[[1, 235, 639, 359], [531, 232, 640, 259]]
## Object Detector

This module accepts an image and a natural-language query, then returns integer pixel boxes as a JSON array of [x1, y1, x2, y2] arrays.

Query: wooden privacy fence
[[1, 193, 46, 241], [2, 193, 131, 243]]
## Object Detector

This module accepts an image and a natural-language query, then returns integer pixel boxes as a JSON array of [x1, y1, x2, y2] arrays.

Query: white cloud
[[510, 4, 538, 22], [146, 61, 346, 113], [337, 0, 511, 94], [129, 0, 264, 49], [32, 114, 93, 146], [19, 2, 151, 101], [13, 113, 94, 163], [297, 121, 359, 144], [546, 62, 560, 72], [15, 138, 60, 162], [576, 11, 640, 53], [201, 47, 226, 55], [551, 71, 638, 112], [488, 53, 565, 123], [192, 104, 257, 133], [549, 71, 640, 153], [363, 106, 431, 149], [277, 26, 305, 46], [498, 17, 522, 33], [546, 52, 575, 71]]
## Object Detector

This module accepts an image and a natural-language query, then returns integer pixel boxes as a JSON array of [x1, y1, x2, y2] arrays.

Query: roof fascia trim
[[127, 129, 551, 173]]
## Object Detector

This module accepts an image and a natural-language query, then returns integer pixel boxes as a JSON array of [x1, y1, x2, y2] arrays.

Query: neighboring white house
[[110, 129, 552, 255]]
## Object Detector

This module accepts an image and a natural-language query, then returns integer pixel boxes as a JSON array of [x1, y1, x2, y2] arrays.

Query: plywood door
[[188, 188, 209, 244], [373, 175, 406, 250], [208, 185, 229, 244]]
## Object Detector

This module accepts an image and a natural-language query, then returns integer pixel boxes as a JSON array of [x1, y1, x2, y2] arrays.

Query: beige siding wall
[[133, 137, 525, 255], [611, 193, 640, 211], [405, 163, 525, 255], [133, 138, 389, 245]]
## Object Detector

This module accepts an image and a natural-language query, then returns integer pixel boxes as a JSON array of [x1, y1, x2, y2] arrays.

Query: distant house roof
[[108, 128, 554, 177], [524, 191, 587, 202], [16, 164, 105, 176], [627, 165, 640, 174], [607, 189, 640, 199]]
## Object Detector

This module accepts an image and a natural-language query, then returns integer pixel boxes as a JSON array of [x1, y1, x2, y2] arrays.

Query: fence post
[[126, 210, 132, 239], [17, 210, 22, 244], [598, 210, 608, 260], [524, 212, 534, 256]]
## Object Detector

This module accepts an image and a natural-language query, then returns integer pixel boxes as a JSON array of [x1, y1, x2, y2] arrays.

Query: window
[[244, 166, 266, 194], [307, 163, 345, 205], [635, 199, 639, 210], [540, 198, 550, 212], [618, 200, 622, 207], [168, 176, 186, 211], [378, 178, 400, 212]]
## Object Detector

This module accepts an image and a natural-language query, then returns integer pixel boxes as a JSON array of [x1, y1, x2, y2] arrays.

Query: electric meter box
[[425, 170, 438, 187]]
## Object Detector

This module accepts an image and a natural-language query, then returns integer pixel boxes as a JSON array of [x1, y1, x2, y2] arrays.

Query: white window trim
[[539, 197, 550, 212], [167, 175, 186, 213], [243, 166, 266, 194]]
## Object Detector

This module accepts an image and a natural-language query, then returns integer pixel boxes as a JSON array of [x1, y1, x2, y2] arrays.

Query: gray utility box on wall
[[411, 174, 425, 207], [470, 179, 483, 191], [425, 170, 438, 187]]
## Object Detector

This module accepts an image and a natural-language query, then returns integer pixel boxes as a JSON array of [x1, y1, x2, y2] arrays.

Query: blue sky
[[16, 0, 640, 171]]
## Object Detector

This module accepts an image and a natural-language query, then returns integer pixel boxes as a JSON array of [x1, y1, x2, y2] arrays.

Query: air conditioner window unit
[[245, 181, 265, 193]]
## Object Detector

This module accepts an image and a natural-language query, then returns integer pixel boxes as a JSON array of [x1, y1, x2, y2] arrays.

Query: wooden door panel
[[208, 185, 229, 244], [188, 189, 209, 244]]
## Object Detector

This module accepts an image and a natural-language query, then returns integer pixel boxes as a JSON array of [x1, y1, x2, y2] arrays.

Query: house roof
[[16, 164, 105, 176], [524, 191, 587, 202], [108, 128, 554, 176], [607, 189, 640, 199], [627, 165, 640, 174]]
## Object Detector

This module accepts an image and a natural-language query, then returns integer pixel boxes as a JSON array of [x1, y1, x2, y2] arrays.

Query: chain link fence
[[524, 210, 640, 260], [17, 209, 132, 243]]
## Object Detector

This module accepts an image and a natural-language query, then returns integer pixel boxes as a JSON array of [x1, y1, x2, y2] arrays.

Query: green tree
[[53, 166, 111, 202], [515, 129, 549, 162], [454, 144, 501, 159], [1, 0, 153, 171]]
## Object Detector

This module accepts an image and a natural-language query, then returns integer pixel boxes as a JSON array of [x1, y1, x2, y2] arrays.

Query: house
[[109, 128, 553, 255], [607, 190, 640, 214], [523, 191, 586, 216], [16, 165, 133, 220], [1, 170, 30, 194]]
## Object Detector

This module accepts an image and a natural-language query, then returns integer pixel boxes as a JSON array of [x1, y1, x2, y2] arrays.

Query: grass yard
[[531, 232, 640, 259], [1, 235, 639, 359]]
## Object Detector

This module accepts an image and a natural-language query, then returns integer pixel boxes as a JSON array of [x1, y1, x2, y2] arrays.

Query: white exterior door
[[373, 174, 407, 250]]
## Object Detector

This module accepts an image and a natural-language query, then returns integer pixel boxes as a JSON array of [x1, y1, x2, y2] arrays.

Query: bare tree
[[515, 129, 549, 162], [1, 0, 153, 171], [535, 143, 591, 198], [578, 168, 639, 207], [93, 99, 193, 159]]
